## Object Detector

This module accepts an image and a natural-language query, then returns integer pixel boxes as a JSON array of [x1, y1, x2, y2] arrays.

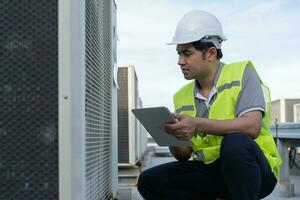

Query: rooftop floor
[[117, 145, 300, 199]]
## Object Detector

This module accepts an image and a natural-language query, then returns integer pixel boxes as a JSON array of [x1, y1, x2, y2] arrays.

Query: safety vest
[[173, 60, 281, 179]]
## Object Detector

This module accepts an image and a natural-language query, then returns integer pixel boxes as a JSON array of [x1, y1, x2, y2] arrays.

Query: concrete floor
[[146, 146, 300, 200], [262, 176, 300, 200], [117, 146, 300, 199]]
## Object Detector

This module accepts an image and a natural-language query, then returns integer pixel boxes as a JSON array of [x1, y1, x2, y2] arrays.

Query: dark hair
[[191, 40, 223, 59]]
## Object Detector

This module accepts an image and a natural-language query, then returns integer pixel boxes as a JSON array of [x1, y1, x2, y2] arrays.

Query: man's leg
[[137, 160, 228, 200], [220, 133, 277, 200]]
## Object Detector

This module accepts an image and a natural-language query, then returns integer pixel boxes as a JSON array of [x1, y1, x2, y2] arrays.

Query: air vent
[[0, 0, 58, 199], [85, 0, 112, 199]]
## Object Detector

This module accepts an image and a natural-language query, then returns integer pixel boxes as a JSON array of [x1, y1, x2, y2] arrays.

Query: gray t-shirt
[[194, 62, 265, 118]]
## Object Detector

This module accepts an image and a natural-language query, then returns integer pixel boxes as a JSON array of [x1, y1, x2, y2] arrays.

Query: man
[[137, 10, 281, 200]]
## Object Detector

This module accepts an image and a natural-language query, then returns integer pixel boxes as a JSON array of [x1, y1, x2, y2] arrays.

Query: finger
[[171, 113, 178, 122], [163, 125, 173, 134], [164, 122, 184, 131], [174, 128, 195, 139], [163, 124, 178, 135], [173, 113, 186, 121], [173, 129, 188, 137], [165, 129, 183, 138]]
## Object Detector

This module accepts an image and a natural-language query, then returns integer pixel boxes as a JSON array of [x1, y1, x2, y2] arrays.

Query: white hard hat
[[167, 10, 226, 49]]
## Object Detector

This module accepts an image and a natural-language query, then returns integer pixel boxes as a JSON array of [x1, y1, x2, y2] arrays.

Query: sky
[[115, 0, 300, 111]]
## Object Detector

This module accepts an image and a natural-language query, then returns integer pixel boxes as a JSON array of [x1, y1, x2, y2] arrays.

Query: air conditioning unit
[[117, 65, 146, 166], [294, 103, 300, 123], [110, 0, 119, 198], [0, 0, 118, 200], [137, 97, 148, 159], [271, 98, 300, 123]]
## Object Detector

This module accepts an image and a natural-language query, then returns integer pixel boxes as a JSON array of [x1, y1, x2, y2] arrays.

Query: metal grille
[[117, 68, 129, 163], [0, 0, 58, 199], [85, 0, 112, 199]]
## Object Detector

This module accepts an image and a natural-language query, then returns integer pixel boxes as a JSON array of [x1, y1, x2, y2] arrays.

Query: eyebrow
[[176, 48, 193, 54]]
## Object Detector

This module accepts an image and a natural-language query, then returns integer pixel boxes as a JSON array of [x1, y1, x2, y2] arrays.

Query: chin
[[184, 75, 193, 80]]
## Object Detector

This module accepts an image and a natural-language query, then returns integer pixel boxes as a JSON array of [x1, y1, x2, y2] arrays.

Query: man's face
[[176, 43, 210, 80]]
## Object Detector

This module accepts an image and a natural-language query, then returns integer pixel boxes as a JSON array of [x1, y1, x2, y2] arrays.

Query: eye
[[177, 50, 193, 57], [183, 52, 192, 57]]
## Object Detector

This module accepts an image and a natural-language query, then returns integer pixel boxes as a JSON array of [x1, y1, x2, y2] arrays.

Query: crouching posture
[[137, 10, 281, 200]]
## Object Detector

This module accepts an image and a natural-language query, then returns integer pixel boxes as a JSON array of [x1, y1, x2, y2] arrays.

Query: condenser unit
[[117, 65, 146, 166], [0, 0, 118, 199]]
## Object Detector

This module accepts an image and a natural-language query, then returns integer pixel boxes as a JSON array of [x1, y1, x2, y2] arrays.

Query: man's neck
[[196, 61, 220, 91]]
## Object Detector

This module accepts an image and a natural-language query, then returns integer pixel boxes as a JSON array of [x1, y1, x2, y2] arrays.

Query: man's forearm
[[195, 111, 262, 139]]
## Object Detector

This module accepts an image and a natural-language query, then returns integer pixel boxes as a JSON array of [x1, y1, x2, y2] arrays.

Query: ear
[[206, 47, 217, 61]]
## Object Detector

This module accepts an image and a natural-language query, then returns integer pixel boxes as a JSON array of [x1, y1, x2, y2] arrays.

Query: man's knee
[[137, 169, 150, 193], [137, 167, 169, 199], [220, 133, 254, 160]]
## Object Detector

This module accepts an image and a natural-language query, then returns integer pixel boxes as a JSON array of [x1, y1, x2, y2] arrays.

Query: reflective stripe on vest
[[173, 60, 282, 179]]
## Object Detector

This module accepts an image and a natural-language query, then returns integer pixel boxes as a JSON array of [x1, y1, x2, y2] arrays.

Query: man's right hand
[[169, 146, 193, 161]]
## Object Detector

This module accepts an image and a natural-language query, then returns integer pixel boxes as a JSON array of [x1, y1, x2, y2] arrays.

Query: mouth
[[181, 69, 189, 74]]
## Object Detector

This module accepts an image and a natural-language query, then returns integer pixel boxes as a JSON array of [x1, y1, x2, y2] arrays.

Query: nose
[[178, 55, 186, 67]]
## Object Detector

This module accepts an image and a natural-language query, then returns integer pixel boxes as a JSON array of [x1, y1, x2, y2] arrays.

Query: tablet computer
[[132, 106, 192, 147]]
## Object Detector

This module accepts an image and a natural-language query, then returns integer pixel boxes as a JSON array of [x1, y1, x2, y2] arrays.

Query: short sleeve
[[235, 66, 265, 117]]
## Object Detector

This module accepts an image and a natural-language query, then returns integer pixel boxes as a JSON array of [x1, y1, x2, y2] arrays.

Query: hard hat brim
[[166, 39, 197, 45], [166, 35, 226, 46]]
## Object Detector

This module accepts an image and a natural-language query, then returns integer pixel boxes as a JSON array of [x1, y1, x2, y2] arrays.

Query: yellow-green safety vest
[[173, 60, 282, 179]]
